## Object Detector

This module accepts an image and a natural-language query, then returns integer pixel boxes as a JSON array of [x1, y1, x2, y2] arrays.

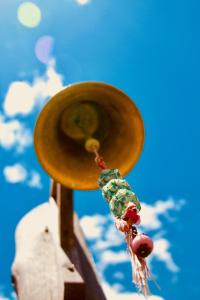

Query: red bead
[[131, 234, 153, 258], [122, 204, 141, 225]]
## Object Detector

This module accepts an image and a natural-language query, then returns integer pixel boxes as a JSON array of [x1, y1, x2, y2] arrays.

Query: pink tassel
[[115, 218, 129, 232], [115, 213, 158, 296], [126, 229, 154, 297], [133, 255, 151, 297]]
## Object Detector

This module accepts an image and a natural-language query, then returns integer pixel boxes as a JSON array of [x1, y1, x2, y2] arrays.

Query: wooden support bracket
[[50, 179, 106, 300], [51, 180, 86, 299]]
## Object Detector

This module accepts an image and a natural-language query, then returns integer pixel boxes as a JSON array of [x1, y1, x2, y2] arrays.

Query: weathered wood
[[50, 178, 57, 200], [50, 180, 106, 299], [52, 180, 106, 300], [64, 282, 85, 300], [57, 183, 75, 250], [12, 199, 65, 300], [12, 181, 106, 300], [62, 246, 85, 300], [72, 215, 107, 300], [11, 198, 85, 300]]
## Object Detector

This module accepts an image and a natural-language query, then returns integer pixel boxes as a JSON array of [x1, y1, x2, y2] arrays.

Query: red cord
[[93, 149, 107, 170]]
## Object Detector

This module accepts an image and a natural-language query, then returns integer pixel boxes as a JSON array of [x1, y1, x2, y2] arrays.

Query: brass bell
[[34, 82, 144, 190]]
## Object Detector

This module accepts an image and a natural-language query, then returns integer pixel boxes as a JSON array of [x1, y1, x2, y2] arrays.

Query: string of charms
[[93, 148, 158, 297]]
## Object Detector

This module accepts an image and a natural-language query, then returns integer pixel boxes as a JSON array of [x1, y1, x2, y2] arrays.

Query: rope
[[93, 148, 107, 170]]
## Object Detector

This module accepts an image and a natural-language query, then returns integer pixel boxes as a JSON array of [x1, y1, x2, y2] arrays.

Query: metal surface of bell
[[34, 82, 145, 190]]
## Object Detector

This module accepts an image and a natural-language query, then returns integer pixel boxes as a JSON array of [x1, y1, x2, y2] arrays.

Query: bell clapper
[[85, 138, 100, 153], [85, 137, 108, 170]]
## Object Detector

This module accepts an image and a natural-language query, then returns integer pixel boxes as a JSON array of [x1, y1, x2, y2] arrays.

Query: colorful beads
[[102, 179, 131, 203], [96, 165, 156, 296], [98, 169, 141, 218], [110, 189, 141, 217], [98, 168, 121, 189]]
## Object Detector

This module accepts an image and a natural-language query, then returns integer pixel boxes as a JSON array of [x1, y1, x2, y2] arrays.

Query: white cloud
[[0, 290, 17, 300], [41, 63, 64, 98], [93, 221, 124, 250], [80, 214, 107, 239], [1, 61, 63, 155], [3, 60, 64, 117], [0, 61, 63, 191], [153, 238, 179, 272], [100, 250, 129, 265], [3, 163, 27, 183], [140, 198, 185, 231], [0, 115, 32, 152], [4, 81, 35, 116], [28, 171, 42, 189], [102, 281, 164, 300], [0, 296, 9, 300], [104, 221, 124, 246], [93, 235, 123, 251], [3, 163, 42, 189], [81, 214, 124, 250]]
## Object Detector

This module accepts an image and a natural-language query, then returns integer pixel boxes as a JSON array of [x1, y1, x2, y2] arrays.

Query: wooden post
[[51, 180, 106, 300], [57, 184, 75, 250]]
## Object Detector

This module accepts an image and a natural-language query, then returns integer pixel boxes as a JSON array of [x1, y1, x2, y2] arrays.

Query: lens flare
[[76, 0, 90, 5], [17, 2, 42, 28], [35, 36, 54, 64]]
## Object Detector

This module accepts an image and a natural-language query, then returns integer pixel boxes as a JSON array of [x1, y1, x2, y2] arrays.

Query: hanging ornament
[[85, 137, 158, 297]]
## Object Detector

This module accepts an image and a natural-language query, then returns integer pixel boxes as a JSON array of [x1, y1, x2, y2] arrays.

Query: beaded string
[[85, 138, 158, 297]]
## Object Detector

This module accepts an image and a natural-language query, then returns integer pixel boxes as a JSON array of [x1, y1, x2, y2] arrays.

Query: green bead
[[109, 198, 123, 216], [98, 169, 121, 189], [102, 179, 131, 203], [109, 189, 141, 217]]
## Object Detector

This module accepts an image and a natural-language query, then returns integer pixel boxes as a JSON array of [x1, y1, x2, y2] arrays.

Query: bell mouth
[[60, 101, 110, 145], [34, 81, 145, 190]]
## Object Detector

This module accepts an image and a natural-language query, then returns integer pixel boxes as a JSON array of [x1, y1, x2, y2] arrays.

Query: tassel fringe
[[126, 229, 152, 297]]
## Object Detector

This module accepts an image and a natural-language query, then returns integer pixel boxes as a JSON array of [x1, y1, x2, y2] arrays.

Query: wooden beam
[[51, 180, 106, 300], [73, 214, 107, 300], [57, 183, 75, 250], [62, 246, 85, 300], [50, 178, 57, 199], [52, 181, 86, 299]]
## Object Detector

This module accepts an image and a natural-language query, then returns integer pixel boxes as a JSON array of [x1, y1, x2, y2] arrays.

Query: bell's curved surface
[[34, 82, 145, 190]]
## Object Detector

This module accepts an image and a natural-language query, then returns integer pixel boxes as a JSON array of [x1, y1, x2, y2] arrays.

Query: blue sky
[[0, 0, 199, 299]]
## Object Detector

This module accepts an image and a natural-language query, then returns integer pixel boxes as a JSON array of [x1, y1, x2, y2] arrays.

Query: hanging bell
[[34, 82, 144, 190]]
